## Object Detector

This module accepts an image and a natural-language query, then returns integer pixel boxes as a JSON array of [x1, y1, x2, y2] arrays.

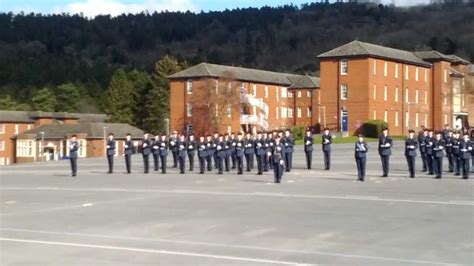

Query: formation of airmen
[[67, 125, 473, 182]]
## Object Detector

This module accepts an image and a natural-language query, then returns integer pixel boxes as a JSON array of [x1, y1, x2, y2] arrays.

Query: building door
[[341, 109, 348, 132]]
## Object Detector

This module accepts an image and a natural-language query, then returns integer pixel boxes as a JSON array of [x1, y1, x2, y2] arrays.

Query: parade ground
[[1, 142, 473, 265]]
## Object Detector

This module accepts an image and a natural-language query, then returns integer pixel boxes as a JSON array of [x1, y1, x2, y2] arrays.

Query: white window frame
[[424, 113, 428, 127], [307, 107, 312, 118], [16, 140, 35, 157], [373, 109, 377, 120], [415, 67, 419, 81], [415, 89, 419, 104], [444, 93, 448, 105], [264, 86, 268, 98], [288, 107, 293, 118], [15, 124, 19, 134], [340, 59, 348, 75], [424, 69, 428, 82], [227, 104, 231, 118], [186, 80, 193, 94], [27, 124, 32, 130], [0, 140, 4, 151], [287, 90, 293, 98], [444, 114, 448, 124], [424, 91, 428, 104], [340, 84, 348, 100], [444, 69, 448, 83], [395, 87, 399, 102], [297, 107, 302, 118], [405, 111, 410, 127], [0, 124, 4, 134], [281, 107, 287, 118], [307, 90, 311, 98], [395, 111, 399, 127], [253, 84, 257, 96], [405, 65, 409, 80], [186, 103, 192, 117], [384, 110, 388, 122], [373, 59, 377, 75], [395, 64, 399, 78], [405, 88, 409, 103], [297, 91, 302, 98], [384, 61, 388, 77], [415, 112, 419, 127], [373, 84, 377, 100], [384, 85, 388, 101], [276, 107, 279, 119], [281, 87, 288, 98]]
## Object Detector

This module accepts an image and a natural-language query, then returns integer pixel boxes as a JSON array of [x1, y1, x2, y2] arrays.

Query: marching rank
[[66, 125, 472, 182]]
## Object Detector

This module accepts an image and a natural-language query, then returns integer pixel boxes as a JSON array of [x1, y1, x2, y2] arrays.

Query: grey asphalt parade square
[[1, 142, 473, 265]]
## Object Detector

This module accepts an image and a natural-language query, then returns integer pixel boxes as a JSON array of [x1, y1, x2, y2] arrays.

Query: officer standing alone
[[68, 135, 79, 177], [378, 128, 393, 177], [106, 133, 116, 174], [355, 134, 369, 182], [322, 128, 332, 170], [303, 129, 313, 169]]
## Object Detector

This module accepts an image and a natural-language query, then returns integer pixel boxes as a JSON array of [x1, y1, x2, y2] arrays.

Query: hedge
[[362, 120, 389, 138]]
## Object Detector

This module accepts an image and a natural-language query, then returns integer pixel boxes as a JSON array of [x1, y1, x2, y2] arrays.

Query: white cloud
[[53, 0, 198, 17]]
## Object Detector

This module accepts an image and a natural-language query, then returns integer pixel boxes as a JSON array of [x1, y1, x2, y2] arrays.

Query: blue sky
[[1, 0, 431, 17]]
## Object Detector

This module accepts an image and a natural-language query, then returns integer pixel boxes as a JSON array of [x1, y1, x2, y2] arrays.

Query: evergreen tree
[[55, 83, 81, 112], [102, 69, 135, 124], [0, 95, 18, 110], [31, 88, 57, 112]]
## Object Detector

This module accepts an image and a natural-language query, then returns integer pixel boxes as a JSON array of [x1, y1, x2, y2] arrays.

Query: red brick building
[[0, 111, 142, 165], [317, 40, 472, 135], [168, 63, 320, 135]]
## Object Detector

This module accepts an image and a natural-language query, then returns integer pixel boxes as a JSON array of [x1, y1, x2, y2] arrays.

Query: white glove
[[161, 143, 165, 147], [201, 145, 205, 149], [279, 160, 284, 165], [125, 145, 129, 148], [277, 147, 281, 151], [143, 143, 147, 147], [257, 143, 262, 147], [306, 141, 310, 145], [69, 145, 75, 149], [285, 143, 288, 146], [188, 145, 193, 149], [170, 141, 175, 145], [153, 146, 158, 149], [180, 145, 184, 149], [237, 143, 242, 147], [232, 143, 236, 146], [217, 146, 222, 150]]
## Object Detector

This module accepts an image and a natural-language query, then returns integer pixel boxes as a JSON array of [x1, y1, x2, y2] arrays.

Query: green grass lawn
[[295, 135, 407, 145]]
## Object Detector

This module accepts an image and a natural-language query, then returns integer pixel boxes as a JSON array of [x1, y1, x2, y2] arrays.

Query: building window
[[253, 84, 257, 96], [384, 61, 388, 77], [384, 85, 388, 101], [280, 87, 287, 98], [27, 124, 32, 130], [0, 140, 4, 151], [415, 67, 419, 81], [415, 112, 419, 127], [307, 107, 312, 118], [462, 94, 465, 107], [264, 86, 268, 98], [15, 124, 19, 134], [288, 108, 294, 118], [373, 59, 377, 75], [0, 124, 4, 134], [229, 82, 234, 93], [186, 80, 193, 94], [186, 103, 192, 117], [444, 69, 448, 83], [281, 107, 287, 118], [395, 111, 399, 127], [444, 93, 448, 105], [406, 111, 410, 127], [276, 107, 279, 119], [384, 110, 388, 122], [395, 87, 399, 102], [373, 84, 377, 100], [297, 91, 302, 98], [340, 59, 348, 75], [424, 69, 428, 82], [405, 88, 409, 103], [424, 113, 428, 127], [405, 65, 409, 80], [424, 91, 428, 104], [373, 109, 377, 120], [395, 64, 399, 78], [78, 140, 86, 158], [297, 107, 302, 118], [340, 84, 348, 100], [307, 90, 311, 98], [444, 114, 448, 124], [0, 157, 4, 166], [287, 90, 293, 98], [415, 89, 419, 104], [227, 104, 231, 118], [17, 140, 34, 157], [214, 80, 218, 94]]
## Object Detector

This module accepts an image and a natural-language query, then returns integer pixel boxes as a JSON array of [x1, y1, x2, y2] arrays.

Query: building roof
[[450, 67, 464, 78], [317, 40, 432, 67], [0, 111, 107, 123], [413, 50, 454, 62], [15, 123, 143, 139], [168, 62, 319, 87], [288, 75, 320, 89], [447, 54, 471, 65]]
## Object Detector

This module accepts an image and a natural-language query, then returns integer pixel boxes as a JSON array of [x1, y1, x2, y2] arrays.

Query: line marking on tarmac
[[1, 187, 473, 206], [0, 229, 453, 265], [0, 237, 310, 265]]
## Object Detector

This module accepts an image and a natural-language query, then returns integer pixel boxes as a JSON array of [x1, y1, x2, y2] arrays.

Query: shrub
[[362, 120, 388, 138], [292, 125, 306, 140]]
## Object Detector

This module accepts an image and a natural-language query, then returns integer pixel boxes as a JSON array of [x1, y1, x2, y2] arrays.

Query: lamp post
[[318, 105, 327, 129], [39, 131, 44, 162], [103, 126, 108, 157]]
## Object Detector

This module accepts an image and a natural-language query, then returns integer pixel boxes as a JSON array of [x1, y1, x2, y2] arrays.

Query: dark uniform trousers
[[125, 154, 132, 173], [355, 142, 368, 181], [323, 150, 331, 170], [405, 139, 417, 178], [273, 145, 284, 183], [406, 155, 416, 177], [70, 157, 77, 176], [419, 137, 427, 172], [460, 141, 471, 179], [284, 150, 293, 172], [198, 154, 206, 173], [425, 140, 434, 175], [236, 154, 244, 174], [153, 153, 160, 171], [159, 147, 168, 174], [206, 148, 213, 171], [188, 152, 195, 171], [142, 154, 150, 173], [178, 154, 185, 174], [433, 142, 444, 178], [107, 155, 114, 173]]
